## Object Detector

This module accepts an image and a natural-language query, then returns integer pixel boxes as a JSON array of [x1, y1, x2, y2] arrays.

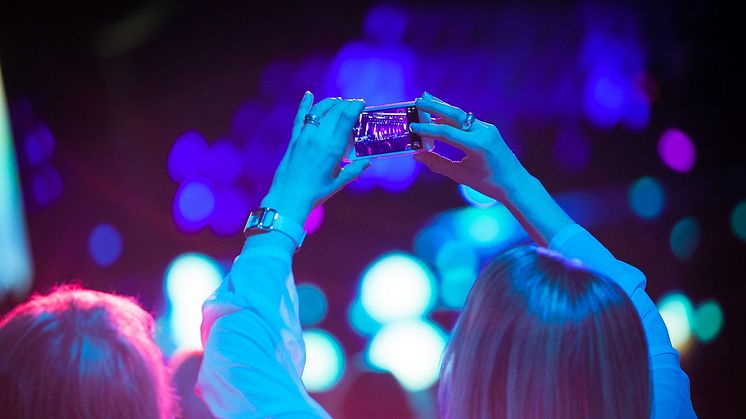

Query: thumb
[[414, 152, 462, 181]]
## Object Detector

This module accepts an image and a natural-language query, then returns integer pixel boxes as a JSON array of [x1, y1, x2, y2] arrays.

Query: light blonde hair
[[439, 245, 650, 419], [0, 285, 174, 418]]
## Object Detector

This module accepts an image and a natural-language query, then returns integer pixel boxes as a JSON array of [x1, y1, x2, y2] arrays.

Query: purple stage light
[[205, 140, 243, 185], [209, 186, 248, 236], [32, 165, 63, 207], [349, 157, 420, 193], [24, 123, 55, 167], [658, 128, 696, 173], [88, 223, 123, 267], [304, 205, 324, 234], [173, 180, 215, 232], [168, 131, 209, 182]]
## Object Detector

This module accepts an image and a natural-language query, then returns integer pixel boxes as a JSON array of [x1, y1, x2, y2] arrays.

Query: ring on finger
[[304, 113, 322, 127], [461, 112, 476, 131]]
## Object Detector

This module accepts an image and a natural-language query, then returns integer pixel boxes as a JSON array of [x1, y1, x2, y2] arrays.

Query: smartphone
[[344, 101, 434, 161]]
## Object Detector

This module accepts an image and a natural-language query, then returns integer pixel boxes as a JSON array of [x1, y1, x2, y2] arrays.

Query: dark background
[[1, 1, 744, 417]]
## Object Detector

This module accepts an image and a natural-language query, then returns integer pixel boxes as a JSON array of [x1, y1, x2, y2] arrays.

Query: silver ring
[[461, 112, 476, 131], [304, 113, 322, 127]]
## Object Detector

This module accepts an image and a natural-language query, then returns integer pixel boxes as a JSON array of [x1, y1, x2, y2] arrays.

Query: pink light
[[658, 128, 696, 173], [304, 205, 324, 234]]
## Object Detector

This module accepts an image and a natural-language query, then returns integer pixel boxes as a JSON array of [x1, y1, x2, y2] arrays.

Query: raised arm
[[412, 92, 696, 418], [196, 93, 370, 418]]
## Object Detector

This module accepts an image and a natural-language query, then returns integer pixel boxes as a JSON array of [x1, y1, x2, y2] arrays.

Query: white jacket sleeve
[[549, 224, 697, 419], [195, 245, 330, 418]]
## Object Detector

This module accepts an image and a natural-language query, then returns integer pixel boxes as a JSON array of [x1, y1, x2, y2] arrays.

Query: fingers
[[415, 96, 467, 128], [295, 97, 342, 143], [413, 151, 462, 181], [334, 99, 365, 139], [317, 100, 349, 139], [330, 99, 364, 155], [409, 122, 478, 149], [291, 91, 314, 140], [308, 97, 341, 118]]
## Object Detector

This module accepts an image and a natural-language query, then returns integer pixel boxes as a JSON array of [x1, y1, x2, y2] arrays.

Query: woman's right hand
[[411, 92, 529, 202]]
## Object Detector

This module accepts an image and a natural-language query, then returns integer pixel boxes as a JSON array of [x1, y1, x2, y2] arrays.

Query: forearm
[[496, 169, 575, 247]]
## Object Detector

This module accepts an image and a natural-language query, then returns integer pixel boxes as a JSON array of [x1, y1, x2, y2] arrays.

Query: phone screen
[[351, 104, 421, 158]]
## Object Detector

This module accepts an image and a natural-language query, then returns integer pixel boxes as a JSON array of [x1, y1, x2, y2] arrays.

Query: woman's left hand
[[262, 92, 370, 225]]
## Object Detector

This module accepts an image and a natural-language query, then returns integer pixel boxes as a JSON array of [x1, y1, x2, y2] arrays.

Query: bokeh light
[[168, 131, 208, 182], [32, 166, 62, 207], [657, 292, 694, 351], [459, 184, 496, 208], [730, 200, 746, 242], [628, 176, 665, 219], [351, 157, 420, 193], [658, 128, 696, 173], [583, 68, 627, 128], [173, 180, 216, 231], [164, 253, 223, 350], [88, 223, 123, 267], [23, 123, 55, 167], [360, 252, 435, 324], [435, 241, 478, 308], [367, 319, 447, 392], [454, 205, 523, 248], [205, 140, 243, 185], [669, 217, 700, 261], [302, 329, 345, 392], [693, 300, 724, 343], [209, 186, 248, 236], [297, 283, 328, 327], [348, 297, 380, 336]]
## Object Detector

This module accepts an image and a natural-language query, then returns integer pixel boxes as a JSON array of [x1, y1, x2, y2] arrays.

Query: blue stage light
[[730, 200, 746, 242], [88, 223, 123, 267], [693, 300, 724, 343], [297, 283, 329, 327], [173, 180, 216, 232], [657, 292, 694, 352], [669, 217, 700, 261], [164, 253, 223, 350], [628, 176, 665, 219], [360, 252, 436, 324], [367, 319, 447, 392], [302, 329, 345, 392], [168, 131, 208, 182]]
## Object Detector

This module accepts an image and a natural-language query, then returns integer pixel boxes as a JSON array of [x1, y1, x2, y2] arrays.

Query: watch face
[[260, 209, 278, 227], [244, 208, 278, 235]]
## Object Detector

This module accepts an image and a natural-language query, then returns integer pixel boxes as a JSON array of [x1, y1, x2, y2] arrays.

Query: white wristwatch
[[243, 207, 306, 251]]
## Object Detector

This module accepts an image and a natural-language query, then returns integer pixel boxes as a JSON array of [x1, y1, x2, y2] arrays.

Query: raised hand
[[263, 92, 370, 225], [411, 92, 527, 202], [412, 92, 573, 245]]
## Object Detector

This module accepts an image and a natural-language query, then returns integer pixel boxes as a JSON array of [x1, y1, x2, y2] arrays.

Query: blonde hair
[[439, 246, 650, 419], [0, 285, 174, 418]]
